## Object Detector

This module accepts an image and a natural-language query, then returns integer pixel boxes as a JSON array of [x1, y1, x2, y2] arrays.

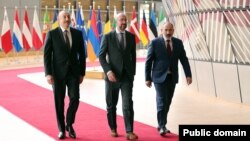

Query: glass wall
[[163, 0, 250, 64]]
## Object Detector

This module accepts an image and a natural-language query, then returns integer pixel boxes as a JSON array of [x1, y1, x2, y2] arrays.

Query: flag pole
[[94, 1, 98, 71], [5, 53, 10, 66], [78, 2, 81, 9], [68, 2, 71, 11], [25, 50, 29, 64], [123, 6, 125, 14], [93, 1, 95, 10], [72, 5, 74, 13], [24, 6, 29, 64], [93, 1, 95, 71], [13, 6, 19, 65], [33, 5, 39, 63]]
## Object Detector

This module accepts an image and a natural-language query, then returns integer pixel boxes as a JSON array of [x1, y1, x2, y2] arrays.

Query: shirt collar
[[163, 35, 171, 41], [116, 27, 125, 34], [60, 26, 70, 33]]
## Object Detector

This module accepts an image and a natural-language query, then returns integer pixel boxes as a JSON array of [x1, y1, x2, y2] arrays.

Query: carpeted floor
[[0, 64, 178, 140]]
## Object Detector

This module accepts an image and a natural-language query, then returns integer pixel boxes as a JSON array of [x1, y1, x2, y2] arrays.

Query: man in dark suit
[[145, 22, 192, 136], [99, 13, 138, 140], [43, 10, 86, 139]]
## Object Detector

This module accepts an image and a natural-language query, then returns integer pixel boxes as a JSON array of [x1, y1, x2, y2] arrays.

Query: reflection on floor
[[17, 62, 250, 136]]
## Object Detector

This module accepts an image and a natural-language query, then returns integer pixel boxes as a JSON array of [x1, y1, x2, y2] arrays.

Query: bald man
[[99, 13, 138, 140], [145, 22, 192, 136], [44, 10, 86, 139]]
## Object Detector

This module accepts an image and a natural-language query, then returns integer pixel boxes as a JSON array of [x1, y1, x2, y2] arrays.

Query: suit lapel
[[57, 28, 65, 43], [159, 37, 167, 52], [159, 37, 174, 58], [124, 31, 129, 50], [171, 38, 177, 57], [111, 31, 122, 51], [57, 27, 70, 52]]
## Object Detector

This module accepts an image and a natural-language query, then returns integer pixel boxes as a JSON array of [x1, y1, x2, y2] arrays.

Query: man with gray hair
[[44, 10, 86, 139]]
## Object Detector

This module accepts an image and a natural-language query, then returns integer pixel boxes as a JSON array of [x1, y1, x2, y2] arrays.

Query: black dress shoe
[[66, 125, 76, 139], [58, 131, 66, 139], [110, 129, 118, 137], [159, 128, 171, 136], [159, 128, 167, 136]]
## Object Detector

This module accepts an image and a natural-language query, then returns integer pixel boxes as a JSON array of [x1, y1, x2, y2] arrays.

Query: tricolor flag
[[32, 7, 43, 50], [76, 7, 87, 57], [111, 6, 117, 30], [51, 7, 58, 30], [12, 7, 23, 52], [129, 7, 140, 44], [87, 6, 92, 34], [42, 6, 50, 43], [139, 10, 149, 47], [103, 7, 111, 34], [148, 8, 158, 40], [87, 9, 100, 62], [80, 6, 87, 34], [1, 7, 12, 54], [158, 7, 166, 36], [80, 6, 88, 55], [97, 7, 102, 42], [22, 7, 32, 51]]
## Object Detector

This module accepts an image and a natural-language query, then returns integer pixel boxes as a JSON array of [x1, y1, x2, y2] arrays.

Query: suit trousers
[[105, 72, 134, 133], [52, 68, 80, 132], [154, 74, 176, 129]]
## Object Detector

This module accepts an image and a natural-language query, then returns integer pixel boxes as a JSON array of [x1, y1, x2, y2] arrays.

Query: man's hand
[[145, 81, 152, 88], [107, 71, 117, 82], [186, 77, 192, 85], [46, 75, 54, 85], [79, 76, 84, 84]]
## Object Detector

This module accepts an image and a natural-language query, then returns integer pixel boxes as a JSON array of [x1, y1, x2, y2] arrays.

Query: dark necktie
[[120, 33, 125, 49], [64, 30, 70, 49], [166, 39, 172, 72], [166, 40, 171, 55]]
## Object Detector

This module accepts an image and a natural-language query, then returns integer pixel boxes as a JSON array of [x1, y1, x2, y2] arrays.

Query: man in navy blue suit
[[145, 22, 192, 136], [44, 10, 86, 139]]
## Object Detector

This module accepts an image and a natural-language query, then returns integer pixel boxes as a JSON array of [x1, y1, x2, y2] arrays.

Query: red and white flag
[[129, 7, 140, 44], [1, 7, 12, 54], [32, 7, 43, 50], [71, 6, 76, 28], [22, 7, 32, 51]]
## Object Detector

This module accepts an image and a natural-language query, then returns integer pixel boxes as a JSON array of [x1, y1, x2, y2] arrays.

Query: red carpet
[[0, 62, 178, 141]]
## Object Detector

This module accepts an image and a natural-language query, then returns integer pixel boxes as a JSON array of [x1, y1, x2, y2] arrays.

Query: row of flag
[[0, 5, 166, 63], [1, 6, 42, 54]]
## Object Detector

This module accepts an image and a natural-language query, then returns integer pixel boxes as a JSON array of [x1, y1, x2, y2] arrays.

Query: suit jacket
[[145, 36, 191, 84], [99, 30, 136, 81], [44, 27, 86, 79]]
